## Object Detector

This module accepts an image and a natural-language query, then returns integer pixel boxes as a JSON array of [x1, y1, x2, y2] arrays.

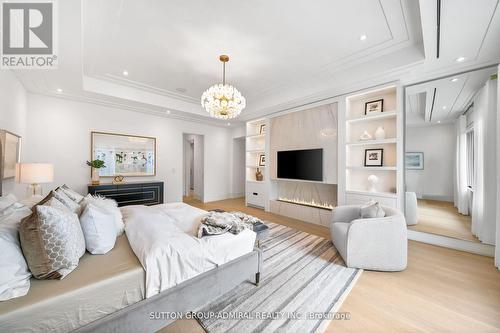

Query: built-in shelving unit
[[340, 84, 403, 209], [245, 118, 268, 209]]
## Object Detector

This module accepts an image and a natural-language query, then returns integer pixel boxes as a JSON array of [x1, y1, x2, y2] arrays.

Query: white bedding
[[121, 203, 256, 298]]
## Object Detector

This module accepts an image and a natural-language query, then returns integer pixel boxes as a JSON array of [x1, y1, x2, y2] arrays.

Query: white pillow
[[53, 189, 82, 215], [80, 204, 117, 254], [360, 201, 386, 219], [60, 185, 84, 203], [44, 197, 71, 213], [0, 205, 33, 301], [83, 194, 124, 236], [0, 194, 17, 212]]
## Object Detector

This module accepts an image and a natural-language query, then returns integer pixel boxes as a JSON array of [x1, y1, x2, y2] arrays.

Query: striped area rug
[[196, 222, 362, 333]]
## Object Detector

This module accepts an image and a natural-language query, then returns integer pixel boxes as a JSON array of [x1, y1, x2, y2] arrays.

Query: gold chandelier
[[201, 55, 246, 119]]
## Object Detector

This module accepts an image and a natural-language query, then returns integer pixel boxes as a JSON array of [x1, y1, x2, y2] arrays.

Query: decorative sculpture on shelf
[[368, 174, 379, 192], [359, 131, 372, 141], [255, 168, 263, 181], [374, 126, 386, 140]]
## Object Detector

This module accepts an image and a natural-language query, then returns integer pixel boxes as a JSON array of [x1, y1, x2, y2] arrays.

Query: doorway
[[232, 137, 246, 198], [183, 134, 204, 202]]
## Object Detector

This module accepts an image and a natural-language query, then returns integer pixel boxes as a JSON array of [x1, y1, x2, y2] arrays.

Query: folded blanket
[[198, 211, 262, 238]]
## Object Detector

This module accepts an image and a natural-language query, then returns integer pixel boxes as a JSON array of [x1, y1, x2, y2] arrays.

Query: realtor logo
[[1, 1, 58, 68]]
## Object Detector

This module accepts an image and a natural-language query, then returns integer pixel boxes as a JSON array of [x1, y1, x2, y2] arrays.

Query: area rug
[[196, 222, 362, 333]]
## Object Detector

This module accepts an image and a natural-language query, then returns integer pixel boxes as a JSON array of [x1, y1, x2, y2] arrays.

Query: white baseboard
[[408, 230, 495, 257]]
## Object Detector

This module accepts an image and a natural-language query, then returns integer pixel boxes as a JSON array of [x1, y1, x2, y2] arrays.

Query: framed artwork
[[0, 130, 21, 180], [406, 152, 424, 170], [364, 99, 384, 115], [258, 154, 266, 167], [91, 131, 156, 177], [364, 148, 384, 167], [259, 124, 266, 134]]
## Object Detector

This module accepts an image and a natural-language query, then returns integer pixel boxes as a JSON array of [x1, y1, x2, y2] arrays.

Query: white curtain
[[454, 115, 468, 215], [471, 79, 497, 245]]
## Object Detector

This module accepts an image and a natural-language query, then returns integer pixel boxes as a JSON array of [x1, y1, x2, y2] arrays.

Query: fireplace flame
[[278, 197, 334, 210]]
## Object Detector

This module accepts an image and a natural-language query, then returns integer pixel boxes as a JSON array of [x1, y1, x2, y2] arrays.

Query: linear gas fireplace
[[277, 197, 333, 210]]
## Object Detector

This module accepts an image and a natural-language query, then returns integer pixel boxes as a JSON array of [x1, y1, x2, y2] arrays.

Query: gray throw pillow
[[360, 201, 386, 219], [19, 203, 85, 280]]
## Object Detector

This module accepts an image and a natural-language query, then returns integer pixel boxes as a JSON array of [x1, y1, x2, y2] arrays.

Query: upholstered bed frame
[[75, 248, 262, 333]]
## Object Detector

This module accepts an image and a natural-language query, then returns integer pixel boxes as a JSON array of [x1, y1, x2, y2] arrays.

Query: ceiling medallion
[[201, 55, 246, 119]]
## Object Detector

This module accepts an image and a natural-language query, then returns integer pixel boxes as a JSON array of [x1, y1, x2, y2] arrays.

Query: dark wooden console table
[[87, 181, 164, 207]]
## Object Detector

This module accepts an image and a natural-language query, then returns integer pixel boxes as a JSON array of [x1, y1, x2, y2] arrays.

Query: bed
[[0, 203, 262, 333]]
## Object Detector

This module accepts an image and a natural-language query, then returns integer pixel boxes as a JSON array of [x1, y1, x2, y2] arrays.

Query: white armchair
[[330, 205, 407, 271]]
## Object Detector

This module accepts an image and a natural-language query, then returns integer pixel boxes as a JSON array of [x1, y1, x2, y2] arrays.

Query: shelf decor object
[[364, 99, 384, 115], [201, 55, 246, 119], [342, 84, 402, 209], [374, 126, 386, 140], [364, 148, 384, 167]]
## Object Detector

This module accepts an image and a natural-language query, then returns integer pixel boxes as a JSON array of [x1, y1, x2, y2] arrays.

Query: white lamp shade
[[15, 163, 54, 184]]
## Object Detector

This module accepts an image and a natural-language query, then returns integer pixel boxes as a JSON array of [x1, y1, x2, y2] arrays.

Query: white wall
[[406, 123, 455, 201], [0, 71, 27, 196], [22, 94, 233, 203]]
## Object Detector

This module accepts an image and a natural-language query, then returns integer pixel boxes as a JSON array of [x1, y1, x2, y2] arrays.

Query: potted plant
[[86, 159, 105, 185]]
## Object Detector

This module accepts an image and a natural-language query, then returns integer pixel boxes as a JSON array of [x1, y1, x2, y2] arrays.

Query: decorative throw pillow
[[44, 196, 71, 213], [0, 203, 33, 301], [360, 201, 386, 219], [53, 188, 82, 215], [60, 184, 84, 203], [82, 194, 124, 236], [80, 203, 117, 254], [19, 204, 86, 279], [0, 194, 17, 212]]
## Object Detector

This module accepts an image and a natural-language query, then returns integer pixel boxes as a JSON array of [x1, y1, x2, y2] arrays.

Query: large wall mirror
[[404, 66, 497, 248]]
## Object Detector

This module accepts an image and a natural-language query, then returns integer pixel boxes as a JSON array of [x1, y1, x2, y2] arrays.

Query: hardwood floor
[[409, 199, 479, 242], [159, 197, 500, 333]]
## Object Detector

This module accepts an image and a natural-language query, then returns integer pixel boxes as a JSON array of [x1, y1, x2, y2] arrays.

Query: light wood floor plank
[[157, 197, 500, 333]]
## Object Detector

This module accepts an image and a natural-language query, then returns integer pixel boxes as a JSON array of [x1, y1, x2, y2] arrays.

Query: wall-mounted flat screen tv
[[277, 148, 323, 181]]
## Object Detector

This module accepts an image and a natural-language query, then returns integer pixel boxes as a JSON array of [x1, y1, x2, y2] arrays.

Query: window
[[466, 129, 474, 190]]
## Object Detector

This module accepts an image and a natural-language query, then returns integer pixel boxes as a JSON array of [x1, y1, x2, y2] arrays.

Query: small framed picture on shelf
[[364, 148, 384, 167], [364, 99, 384, 115], [259, 124, 266, 134], [405, 152, 424, 170], [258, 154, 266, 167]]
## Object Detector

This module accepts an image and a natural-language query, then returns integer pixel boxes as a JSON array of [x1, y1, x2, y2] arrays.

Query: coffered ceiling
[[11, 0, 500, 125]]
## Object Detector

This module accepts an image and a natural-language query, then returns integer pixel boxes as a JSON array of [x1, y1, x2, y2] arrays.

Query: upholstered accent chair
[[330, 205, 408, 271]]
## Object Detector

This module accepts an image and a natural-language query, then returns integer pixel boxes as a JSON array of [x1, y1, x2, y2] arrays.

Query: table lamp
[[15, 163, 54, 197]]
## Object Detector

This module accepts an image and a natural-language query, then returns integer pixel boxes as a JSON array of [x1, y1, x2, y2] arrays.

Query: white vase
[[91, 168, 100, 185], [368, 174, 379, 192], [374, 126, 386, 140]]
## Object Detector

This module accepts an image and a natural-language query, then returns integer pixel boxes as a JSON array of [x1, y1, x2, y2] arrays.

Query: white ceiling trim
[[99, 73, 200, 104]]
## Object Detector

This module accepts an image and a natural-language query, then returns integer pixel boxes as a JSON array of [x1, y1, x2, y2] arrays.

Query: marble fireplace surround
[[268, 103, 338, 225]]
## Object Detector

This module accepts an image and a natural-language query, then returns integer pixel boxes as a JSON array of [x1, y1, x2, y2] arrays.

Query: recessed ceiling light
[[455, 56, 466, 63], [227, 122, 231, 126], [165, 110, 171, 114], [122, 70, 129, 76], [437, 120, 441, 123], [359, 34, 367, 41], [56, 88, 63, 93], [451, 78, 459, 82], [442, 106, 447, 110]]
